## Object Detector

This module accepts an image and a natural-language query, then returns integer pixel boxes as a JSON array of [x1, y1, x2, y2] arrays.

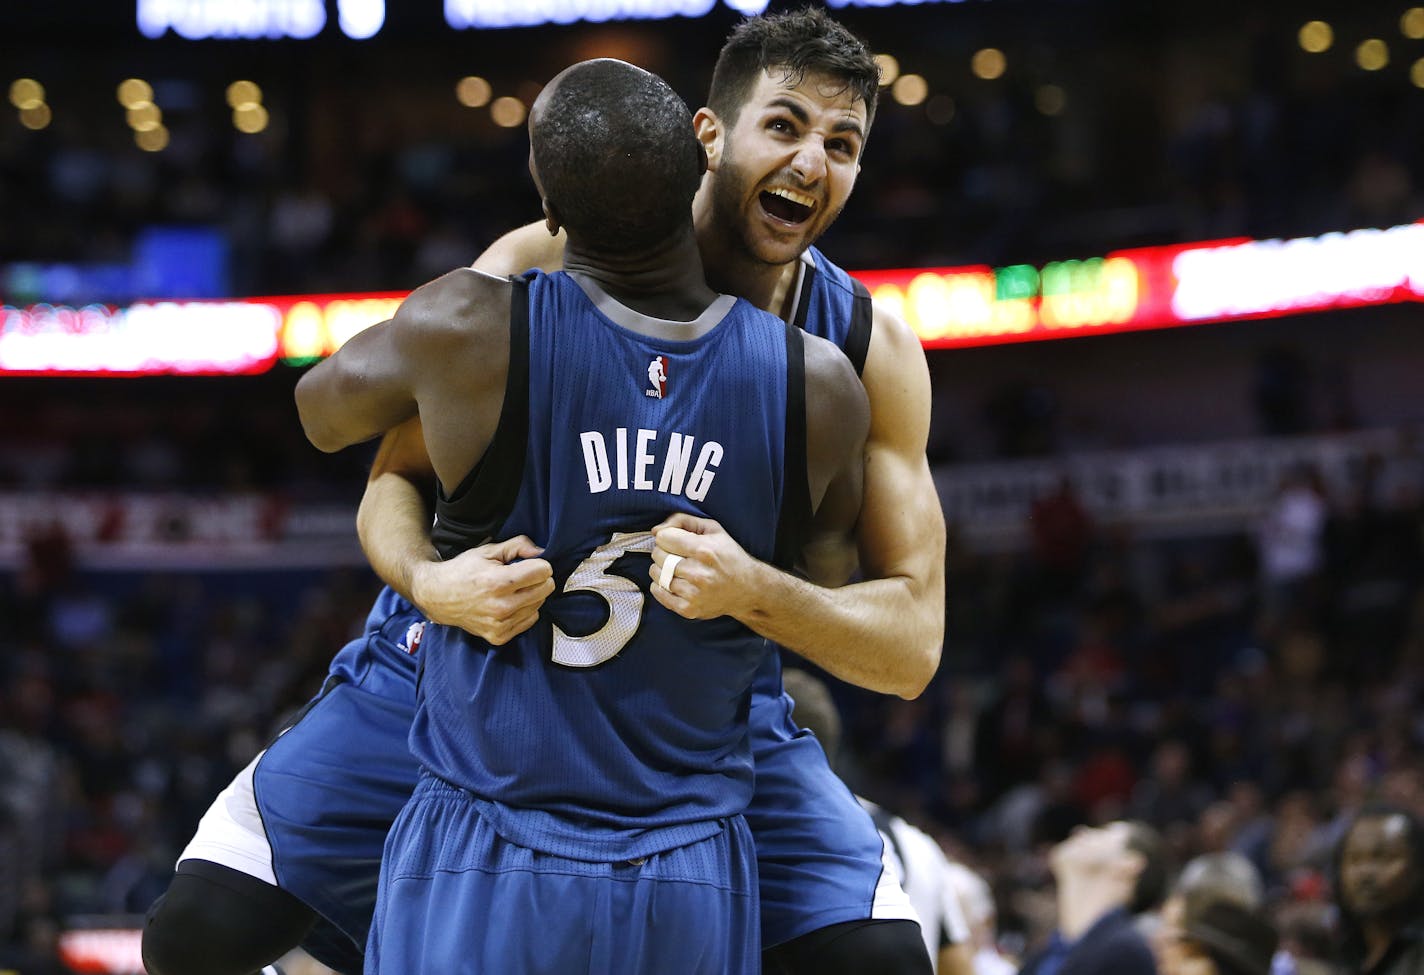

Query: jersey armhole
[[844, 279, 873, 376], [431, 275, 531, 556], [772, 322, 810, 571]]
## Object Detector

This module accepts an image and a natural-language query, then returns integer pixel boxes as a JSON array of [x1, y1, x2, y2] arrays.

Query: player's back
[[413, 269, 796, 859]]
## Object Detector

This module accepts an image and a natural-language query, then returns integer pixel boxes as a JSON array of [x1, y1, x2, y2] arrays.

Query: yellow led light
[[19, 103, 52, 130], [234, 103, 270, 133], [226, 80, 262, 109], [9, 78, 44, 110], [971, 48, 1007, 80], [892, 74, 928, 107], [874, 53, 900, 87], [456, 76, 492, 108], [490, 95, 526, 128], [127, 101, 162, 131], [1299, 21, 1333, 53], [1356, 38, 1389, 71], [1402, 8, 1424, 40], [117, 78, 153, 108], [136, 125, 169, 152]]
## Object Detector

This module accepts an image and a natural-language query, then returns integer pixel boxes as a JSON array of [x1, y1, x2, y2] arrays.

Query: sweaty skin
[[358, 68, 944, 699]]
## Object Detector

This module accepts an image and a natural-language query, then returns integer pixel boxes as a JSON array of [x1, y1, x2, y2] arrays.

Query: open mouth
[[759, 187, 816, 226]]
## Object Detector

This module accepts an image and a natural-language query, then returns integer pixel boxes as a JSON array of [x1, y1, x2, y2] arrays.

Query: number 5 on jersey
[[550, 530, 655, 668]]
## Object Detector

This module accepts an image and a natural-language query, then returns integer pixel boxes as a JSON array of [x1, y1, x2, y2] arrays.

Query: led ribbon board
[[2, 222, 1419, 375], [862, 222, 1424, 349], [444, 0, 767, 29], [0, 294, 403, 377], [137, 0, 385, 39]]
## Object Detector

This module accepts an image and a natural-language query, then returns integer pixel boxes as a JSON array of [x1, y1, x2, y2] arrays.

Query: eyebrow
[[766, 97, 865, 143]]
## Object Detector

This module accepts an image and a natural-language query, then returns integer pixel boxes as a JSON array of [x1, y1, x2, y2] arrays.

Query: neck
[[691, 193, 800, 321], [1361, 919, 1398, 969], [563, 227, 718, 320], [1055, 876, 1127, 941]]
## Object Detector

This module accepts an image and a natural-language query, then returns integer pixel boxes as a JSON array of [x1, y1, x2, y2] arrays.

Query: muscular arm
[[357, 416, 440, 605], [350, 223, 564, 633], [651, 302, 944, 699]]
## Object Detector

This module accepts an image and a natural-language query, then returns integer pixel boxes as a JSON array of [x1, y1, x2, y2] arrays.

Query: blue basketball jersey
[[327, 585, 421, 689], [794, 246, 872, 367], [411, 269, 797, 859]]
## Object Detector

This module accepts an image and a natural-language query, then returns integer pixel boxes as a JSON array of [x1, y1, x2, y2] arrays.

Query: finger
[[489, 607, 544, 645], [650, 526, 701, 557], [509, 535, 546, 560], [484, 535, 546, 563], [507, 576, 556, 610], [648, 562, 697, 600], [653, 512, 719, 535], [499, 558, 554, 590], [649, 580, 696, 619]]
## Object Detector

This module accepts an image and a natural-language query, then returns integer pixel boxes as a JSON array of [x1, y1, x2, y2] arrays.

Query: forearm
[[356, 470, 438, 608], [733, 561, 941, 699]]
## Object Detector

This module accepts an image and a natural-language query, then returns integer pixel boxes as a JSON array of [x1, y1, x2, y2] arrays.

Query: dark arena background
[[1, 0, 1421, 972]]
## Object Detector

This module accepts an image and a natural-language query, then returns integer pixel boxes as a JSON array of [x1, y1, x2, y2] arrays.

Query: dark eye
[[828, 139, 854, 157], [769, 118, 794, 134]]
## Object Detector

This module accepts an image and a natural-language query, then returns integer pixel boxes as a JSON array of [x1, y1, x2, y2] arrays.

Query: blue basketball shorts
[[365, 775, 759, 975], [748, 687, 917, 947]]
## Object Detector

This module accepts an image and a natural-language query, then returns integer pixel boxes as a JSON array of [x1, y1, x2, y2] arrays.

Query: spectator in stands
[[1016, 819, 1168, 975], [1332, 805, 1424, 974], [1254, 466, 1327, 631], [1157, 899, 1279, 975], [1153, 852, 1294, 975]]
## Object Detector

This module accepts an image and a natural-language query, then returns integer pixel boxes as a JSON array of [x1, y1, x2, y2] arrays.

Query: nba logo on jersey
[[400, 621, 426, 655], [645, 356, 668, 399]]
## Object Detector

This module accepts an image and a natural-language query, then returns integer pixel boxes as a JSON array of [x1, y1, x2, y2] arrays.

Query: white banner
[[935, 429, 1405, 550]]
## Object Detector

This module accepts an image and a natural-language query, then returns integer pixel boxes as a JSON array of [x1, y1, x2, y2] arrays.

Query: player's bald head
[[529, 59, 704, 254]]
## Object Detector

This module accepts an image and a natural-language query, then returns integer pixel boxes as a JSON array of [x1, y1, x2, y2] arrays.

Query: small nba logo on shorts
[[646, 355, 668, 399], [401, 621, 426, 655]]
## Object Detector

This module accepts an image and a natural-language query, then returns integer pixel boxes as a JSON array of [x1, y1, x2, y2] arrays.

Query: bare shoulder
[[863, 299, 930, 379], [395, 267, 513, 345], [803, 332, 870, 444], [859, 298, 932, 446], [473, 221, 568, 275]]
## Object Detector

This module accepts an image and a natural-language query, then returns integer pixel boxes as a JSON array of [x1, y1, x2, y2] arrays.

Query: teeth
[[768, 187, 816, 210]]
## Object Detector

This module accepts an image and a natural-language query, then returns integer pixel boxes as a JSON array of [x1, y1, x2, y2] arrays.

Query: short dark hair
[[1183, 900, 1279, 975], [708, 7, 880, 131], [1124, 819, 1169, 914], [782, 668, 842, 760], [530, 60, 702, 254]]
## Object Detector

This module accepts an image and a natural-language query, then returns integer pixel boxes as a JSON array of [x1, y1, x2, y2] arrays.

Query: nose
[[789, 138, 827, 185]]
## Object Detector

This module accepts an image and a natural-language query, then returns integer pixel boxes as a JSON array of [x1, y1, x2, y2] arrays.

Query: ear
[[693, 107, 723, 171], [541, 199, 561, 237], [696, 140, 708, 178]]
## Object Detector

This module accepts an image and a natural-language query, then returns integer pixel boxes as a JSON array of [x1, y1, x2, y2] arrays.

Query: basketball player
[[143, 10, 943, 975], [297, 58, 867, 973]]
